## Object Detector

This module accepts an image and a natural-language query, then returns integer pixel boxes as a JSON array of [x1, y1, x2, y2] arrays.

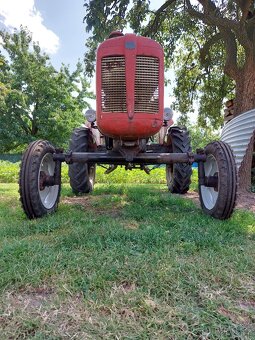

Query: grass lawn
[[0, 170, 255, 338]]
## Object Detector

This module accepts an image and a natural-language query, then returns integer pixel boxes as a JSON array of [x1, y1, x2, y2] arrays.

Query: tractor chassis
[[32, 148, 218, 197], [40, 150, 215, 192], [42, 148, 221, 197], [50, 150, 212, 190], [53, 150, 206, 166], [42, 149, 219, 195], [19, 138, 237, 220], [44, 149, 213, 191]]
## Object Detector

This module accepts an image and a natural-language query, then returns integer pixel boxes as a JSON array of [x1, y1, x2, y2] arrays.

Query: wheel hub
[[200, 154, 219, 210], [39, 171, 56, 190], [38, 153, 60, 209], [204, 173, 218, 191]]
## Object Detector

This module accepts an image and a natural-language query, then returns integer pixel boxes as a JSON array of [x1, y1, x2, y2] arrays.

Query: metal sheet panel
[[221, 109, 255, 170]]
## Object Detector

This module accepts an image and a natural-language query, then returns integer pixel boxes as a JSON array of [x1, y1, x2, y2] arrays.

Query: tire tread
[[166, 126, 192, 194], [68, 127, 96, 194], [199, 141, 237, 220]]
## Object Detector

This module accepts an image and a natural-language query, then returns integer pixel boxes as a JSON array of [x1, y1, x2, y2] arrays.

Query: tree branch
[[187, 0, 252, 54], [200, 32, 223, 66], [185, 0, 207, 22], [144, 0, 176, 36], [230, 0, 252, 51], [246, 14, 255, 44], [11, 105, 31, 135], [220, 30, 239, 80], [186, 0, 238, 30], [237, 24, 253, 52], [235, 0, 253, 22], [197, 0, 217, 14]]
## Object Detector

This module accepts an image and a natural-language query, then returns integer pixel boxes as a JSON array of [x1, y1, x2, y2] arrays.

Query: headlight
[[163, 107, 173, 121], [84, 109, 96, 123]]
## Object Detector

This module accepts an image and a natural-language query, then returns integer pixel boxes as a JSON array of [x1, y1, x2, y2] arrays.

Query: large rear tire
[[19, 140, 61, 219], [68, 127, 96, 194], [166, 126, 192, 194], [199, 141, 237, 219]]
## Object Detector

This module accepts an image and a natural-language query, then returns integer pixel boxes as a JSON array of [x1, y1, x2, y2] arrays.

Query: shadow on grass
[[1, 183, 254, 250]]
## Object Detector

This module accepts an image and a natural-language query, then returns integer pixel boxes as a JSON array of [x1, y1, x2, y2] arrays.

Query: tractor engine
[[96, 31, 164, 141]]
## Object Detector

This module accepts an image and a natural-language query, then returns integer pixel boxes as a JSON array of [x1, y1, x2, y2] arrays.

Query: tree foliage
[[84, 0, 255, 129], [0, 27, 93, 152], [188, 123, 220, 152]]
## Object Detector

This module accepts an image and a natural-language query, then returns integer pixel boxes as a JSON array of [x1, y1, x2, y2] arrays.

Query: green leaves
[[0, 27, 94, 152], [83, 0, 255, 127]]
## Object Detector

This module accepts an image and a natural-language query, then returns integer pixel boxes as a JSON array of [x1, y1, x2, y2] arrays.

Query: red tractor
[[19, 32, 237, 220]]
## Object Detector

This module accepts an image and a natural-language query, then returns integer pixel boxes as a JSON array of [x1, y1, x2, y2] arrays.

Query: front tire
[[19, 140, 61, 219], [199, 141, 237, 219], [166, 126, 192, 194], [68, 127, 96, 194]]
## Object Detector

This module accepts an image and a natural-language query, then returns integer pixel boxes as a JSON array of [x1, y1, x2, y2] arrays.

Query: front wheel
[[198, 141, 237, 219], [68, 127, 96, 194], [19, 140, 61, 219]]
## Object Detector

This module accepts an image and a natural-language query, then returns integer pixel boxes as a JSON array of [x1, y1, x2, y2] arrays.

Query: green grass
[[0, 171, 255, 338]]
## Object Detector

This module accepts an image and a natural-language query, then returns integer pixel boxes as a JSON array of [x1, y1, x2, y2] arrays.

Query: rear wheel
[[68, 127, 96, 194], [199, 141, 237, 219], [166, 126, 192, 194], [19, 140, 61, 219]]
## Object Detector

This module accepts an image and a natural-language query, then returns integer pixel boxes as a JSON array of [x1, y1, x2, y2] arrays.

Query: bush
[[0, 161, 20, 183], [0, 161, 167, 184], [0, 160, 198, 190]]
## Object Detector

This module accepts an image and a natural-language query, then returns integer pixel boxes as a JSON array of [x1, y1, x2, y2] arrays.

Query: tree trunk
[[233, 57, 255, 193], [234, 57, 255, 117], [31, 119, 38, 136]]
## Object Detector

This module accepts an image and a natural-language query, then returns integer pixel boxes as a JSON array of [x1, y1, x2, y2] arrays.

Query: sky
[[0, 0, 176, 111], [0, 0, 89, 69]]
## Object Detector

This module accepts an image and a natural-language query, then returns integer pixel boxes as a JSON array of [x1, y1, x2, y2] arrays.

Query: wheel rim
[[200, 154, 219, 210], [38, 153, 59, 209]]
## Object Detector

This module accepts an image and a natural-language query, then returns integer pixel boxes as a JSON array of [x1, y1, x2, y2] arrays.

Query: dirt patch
[[218, 306, 253, 326], [62, 196, 91, 206], [185, 191, 200, 207], [121, 219, 140, 230], [62, 195, 123, 217], [111, 281, 136, 296], [185, 191, 255, 214], [63, 190, 254, 216], [2, 286, 55, 313], [1, 286, 93, 338], [143, 298, 158, 310], [118, 307, 136, 319], [235, 192, 255, 213], [238, 300, 255, 312]]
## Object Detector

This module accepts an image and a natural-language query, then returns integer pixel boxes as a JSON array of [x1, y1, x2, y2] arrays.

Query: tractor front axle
[[53, 151, 206, 165]]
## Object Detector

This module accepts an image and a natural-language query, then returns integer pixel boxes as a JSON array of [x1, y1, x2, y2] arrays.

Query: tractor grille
[[134, 56, 159, 113], [101, 56, 127, 112], [101, 56, 159, 113]]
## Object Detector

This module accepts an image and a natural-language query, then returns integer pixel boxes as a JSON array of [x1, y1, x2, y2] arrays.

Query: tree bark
[[234, 56, 255, 117], [231, 55, 255, 193]]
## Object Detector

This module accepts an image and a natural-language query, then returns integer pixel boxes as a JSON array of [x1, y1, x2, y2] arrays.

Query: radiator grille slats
[[101, 55, 159, 113], [101, 56, 127, 112], [135, 56, 159, 113]]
